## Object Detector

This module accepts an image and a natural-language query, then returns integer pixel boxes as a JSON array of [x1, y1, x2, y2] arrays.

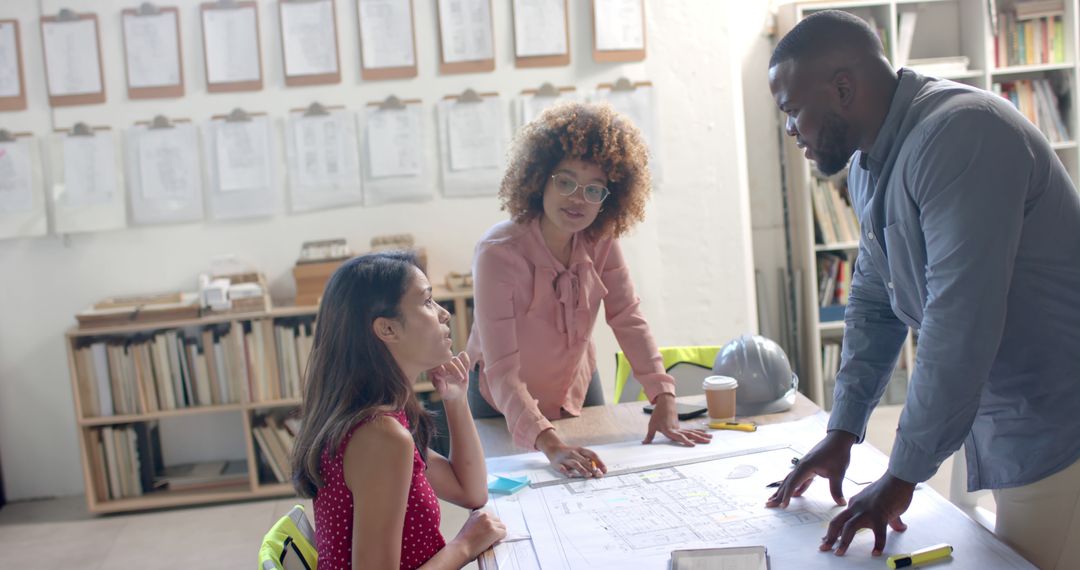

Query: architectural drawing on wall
[[285, 104, 363, 213], [47, 126, 126, 234], [437, 0, 495, 73], [594, 79, 661, 184], [125, 118, 203, 225], [0, 133, 45, 239], [357, 0, 417, 79], [40, 10, 106, 106], [592, 0, 646, 62], [0, 20, 27, 111], [203, 110, 277, 220], [512, 0, 569, 67], [517, 83, 578, 128], [437, 90, 505, 197], [121, 5, 184, 98], [280, 0, 340, 86], [363, 97, 431, 206], [201, 1, 263, 92]]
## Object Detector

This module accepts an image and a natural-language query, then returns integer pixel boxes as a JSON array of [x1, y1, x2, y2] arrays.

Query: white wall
[[0, 0, 757, 500]]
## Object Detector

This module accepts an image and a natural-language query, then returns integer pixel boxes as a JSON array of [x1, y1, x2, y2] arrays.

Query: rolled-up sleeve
[[473, 243, 554, 449], [887, 110, 1030, 483], [600, 241, 676, 402]]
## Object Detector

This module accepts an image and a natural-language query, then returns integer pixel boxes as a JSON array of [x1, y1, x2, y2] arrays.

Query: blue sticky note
[[488, 475, 529, 495]]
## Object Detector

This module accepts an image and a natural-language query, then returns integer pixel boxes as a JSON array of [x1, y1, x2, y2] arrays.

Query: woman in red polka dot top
[[291, 251, 507, 569]]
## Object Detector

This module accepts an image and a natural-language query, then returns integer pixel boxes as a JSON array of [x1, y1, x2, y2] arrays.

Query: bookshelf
[[776, 0, 1079, 407], [65, 286, 473, 514]]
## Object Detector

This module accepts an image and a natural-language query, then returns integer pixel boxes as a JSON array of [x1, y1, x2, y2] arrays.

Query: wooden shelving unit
[[66, 286, 473, 514], [776, 0, 1079, 407]]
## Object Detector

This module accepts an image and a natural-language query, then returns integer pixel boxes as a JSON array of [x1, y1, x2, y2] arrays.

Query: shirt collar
[[859, 68, 923, 178]]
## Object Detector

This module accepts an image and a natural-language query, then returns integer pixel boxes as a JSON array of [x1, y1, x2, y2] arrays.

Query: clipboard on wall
[[513, 0, 570, 68], [121, 4, 185, 99], [40, 9, 107, 107], [279, 0, 341, 86], [200, 0, 264, 93], [436, 0, 496, 74], [591, 0, 647, 63], [357, 0, 418, 80], [0, 20, 28, 111]]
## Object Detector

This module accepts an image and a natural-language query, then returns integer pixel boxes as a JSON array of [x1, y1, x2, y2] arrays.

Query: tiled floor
[[0, 405, 987, 570]]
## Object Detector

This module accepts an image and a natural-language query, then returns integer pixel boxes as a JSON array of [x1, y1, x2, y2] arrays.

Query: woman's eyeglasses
[[550, 173, 610, 204]]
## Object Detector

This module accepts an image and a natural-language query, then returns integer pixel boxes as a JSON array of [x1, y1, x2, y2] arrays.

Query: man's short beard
[[813, 112, 853, 176]]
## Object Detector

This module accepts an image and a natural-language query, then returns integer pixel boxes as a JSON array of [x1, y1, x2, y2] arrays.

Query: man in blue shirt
[[766, 10, 1080, 568]]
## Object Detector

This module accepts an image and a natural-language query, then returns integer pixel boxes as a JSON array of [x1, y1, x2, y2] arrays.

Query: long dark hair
[[291, 251, 434, 499]]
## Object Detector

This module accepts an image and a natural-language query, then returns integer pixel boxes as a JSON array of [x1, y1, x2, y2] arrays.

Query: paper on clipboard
[[205, 115, 276, 219], [513, 0, 566, 57], [280, 0, 338, 77], [127, 122, 203, 224], [123, 11, 181, 88], [594, 83, 661, 183], [285, 108, 363, 212], [214, 119, 271, 192], [438, 0, 494, 64], [447, 97, 501, 171], [0, 140, 31, 213], [42, 18, 102, 96], [366, 105, 422, 179], [358, 0, 416, 69], [594, 0, 644, 51], [0, 22, 21, 98], [203, 6, 260, 84], [63, 133, 118, 207]]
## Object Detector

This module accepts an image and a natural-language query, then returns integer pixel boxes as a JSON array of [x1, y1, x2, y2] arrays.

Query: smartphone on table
[[642, 402, 708, 420]]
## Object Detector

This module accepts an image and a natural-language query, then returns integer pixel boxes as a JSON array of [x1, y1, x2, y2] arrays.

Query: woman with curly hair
[[465, 102, 711, 477]]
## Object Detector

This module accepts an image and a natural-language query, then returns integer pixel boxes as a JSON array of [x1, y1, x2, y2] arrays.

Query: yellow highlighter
[[708, 421, 757, 432], [887, 543, 953, 569]]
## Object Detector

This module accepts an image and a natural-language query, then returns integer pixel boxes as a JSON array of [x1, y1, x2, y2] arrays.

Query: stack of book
[[252, 414, 300, 484], [89, 423, 164, 501], [74, 317, 319, 417], [817, 253, 852, 319], [810, 177, 860, 245], [994, 1, 1066, 68], [994, 78, 1071, 144], [156, 459, 248, 493]]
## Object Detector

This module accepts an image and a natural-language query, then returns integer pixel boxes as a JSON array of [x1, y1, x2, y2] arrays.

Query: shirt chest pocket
[[883, 220, 927, 326]]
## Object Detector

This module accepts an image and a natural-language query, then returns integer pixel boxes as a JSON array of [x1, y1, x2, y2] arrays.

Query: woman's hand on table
[[643, 394, 713, 446], [535, 428, 607, 478]]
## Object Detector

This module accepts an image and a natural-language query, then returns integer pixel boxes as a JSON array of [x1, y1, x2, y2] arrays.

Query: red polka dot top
[[314, 410, 446, 569]]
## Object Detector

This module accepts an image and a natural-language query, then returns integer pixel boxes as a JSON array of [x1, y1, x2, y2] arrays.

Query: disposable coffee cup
[[703, 376, 738, 420]]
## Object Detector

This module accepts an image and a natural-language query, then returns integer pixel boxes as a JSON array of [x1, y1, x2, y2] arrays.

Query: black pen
[[765, 457, 801, 488]]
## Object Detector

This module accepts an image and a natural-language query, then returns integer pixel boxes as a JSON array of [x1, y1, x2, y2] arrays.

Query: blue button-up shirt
[[829, 69, 1080, 491]]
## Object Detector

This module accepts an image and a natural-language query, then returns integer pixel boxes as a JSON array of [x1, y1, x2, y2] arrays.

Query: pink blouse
[[466, 218, 676, 449]]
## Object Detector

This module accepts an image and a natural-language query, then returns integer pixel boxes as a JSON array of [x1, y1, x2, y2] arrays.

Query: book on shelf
[[994, 78, 1071, 143], [75, 292, 200, 329], [817, 253, 852, 311], [253, 412, 298, 484], [810, 177, 860, 247], [907, 56, 971, 77], [995, 8, 1065, 68], [92, 423, 165, 501], [156, 459, 248, 492]]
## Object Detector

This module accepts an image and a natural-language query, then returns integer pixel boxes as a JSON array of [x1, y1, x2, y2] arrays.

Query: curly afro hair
[[499, 101, 652, 241]]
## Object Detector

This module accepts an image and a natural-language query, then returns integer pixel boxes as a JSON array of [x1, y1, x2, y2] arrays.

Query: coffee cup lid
[[703, 375, 738, 390]]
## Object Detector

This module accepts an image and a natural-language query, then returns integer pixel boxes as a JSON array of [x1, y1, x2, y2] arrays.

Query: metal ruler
[[528, 443, 796, 489]]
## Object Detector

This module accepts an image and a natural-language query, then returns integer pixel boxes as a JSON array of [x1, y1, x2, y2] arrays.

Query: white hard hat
[[712, 334, 799, 415]]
